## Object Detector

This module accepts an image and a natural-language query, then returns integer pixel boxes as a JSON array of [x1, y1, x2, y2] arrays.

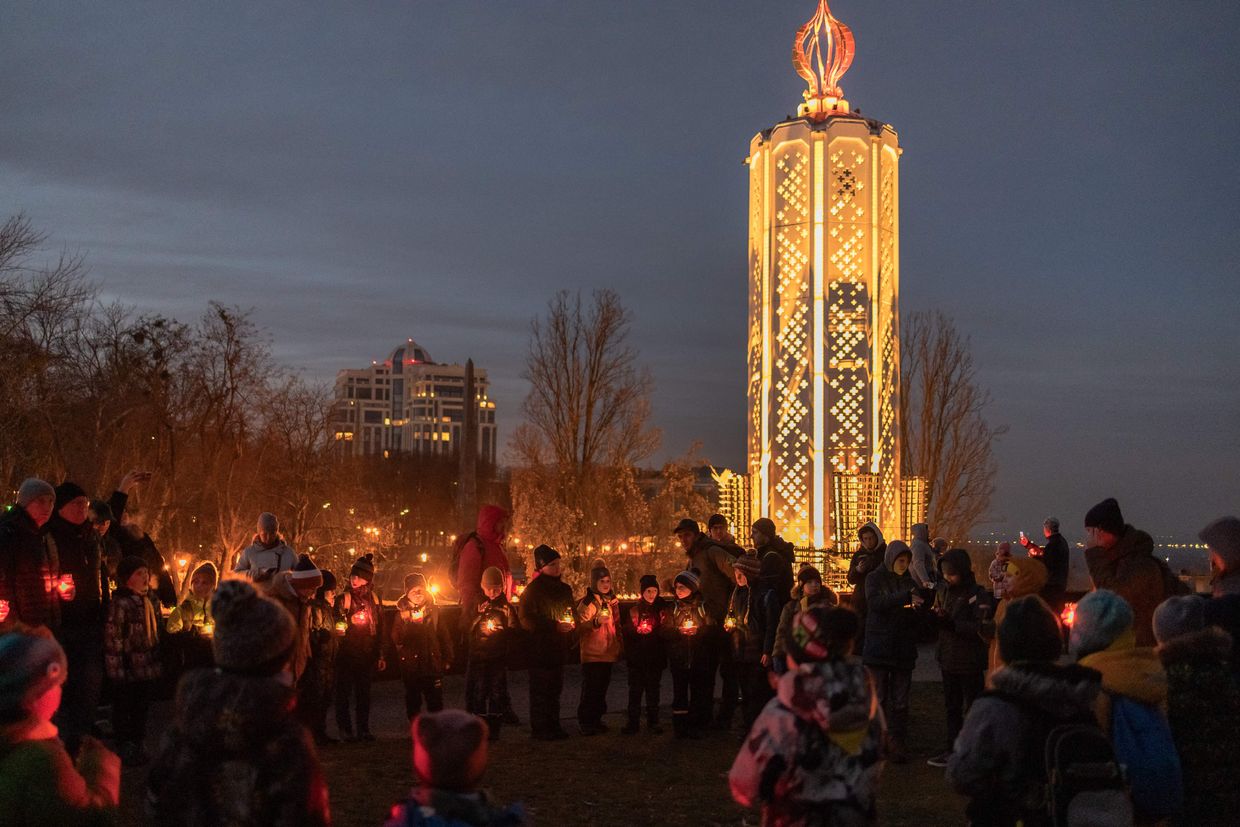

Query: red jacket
[[455, 505, 512, 610]]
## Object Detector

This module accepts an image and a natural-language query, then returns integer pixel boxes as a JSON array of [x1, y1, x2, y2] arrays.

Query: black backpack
[[987, 690, 1133, 827], [447, 532, 481, 590]]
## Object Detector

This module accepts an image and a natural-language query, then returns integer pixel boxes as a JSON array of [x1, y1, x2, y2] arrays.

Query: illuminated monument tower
[[747, 0, 902, 549]]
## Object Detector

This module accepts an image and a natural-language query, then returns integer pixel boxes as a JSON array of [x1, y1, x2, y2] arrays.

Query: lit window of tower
[[747, 0, 902, 548]]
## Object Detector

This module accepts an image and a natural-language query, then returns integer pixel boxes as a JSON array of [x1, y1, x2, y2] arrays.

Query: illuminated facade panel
[[711, 467, 753, 540], [747, 0, 902, 549]]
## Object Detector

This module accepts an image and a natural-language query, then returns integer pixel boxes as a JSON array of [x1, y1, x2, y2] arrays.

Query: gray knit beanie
[[210, 579, 296, 675], [1153, 595, 1208, 645], [16, 478, 54, 507]]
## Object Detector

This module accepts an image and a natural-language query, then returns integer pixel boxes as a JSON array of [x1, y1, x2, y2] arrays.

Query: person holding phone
[[1019, 517, 1070, 613]]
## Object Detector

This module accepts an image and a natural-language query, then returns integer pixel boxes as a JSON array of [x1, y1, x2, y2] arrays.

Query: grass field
[[120, 661, 968, 826]]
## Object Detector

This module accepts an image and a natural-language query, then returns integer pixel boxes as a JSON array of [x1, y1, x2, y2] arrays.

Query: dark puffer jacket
[[664, 592, 713, 671], [146, 669, 330, 827], [1157, 627, 1240, 827], [623, 597, 668, 669], [934, 549, 994, 675], [517, 572, 576, 669], [861, 542, 922, 670], [391, 597, 454, 676], [46, 513, 107, 631], [469, 593, 516, 663], [0, 506, 60, 630]]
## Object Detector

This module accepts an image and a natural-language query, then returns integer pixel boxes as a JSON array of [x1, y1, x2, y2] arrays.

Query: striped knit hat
[[289, 554, 323, 591], [673, 569, 700, 591]]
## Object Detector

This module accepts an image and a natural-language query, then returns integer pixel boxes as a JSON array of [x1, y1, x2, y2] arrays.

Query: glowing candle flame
[[1060, 602, 1076, 627], [334, 619, 348, 635], [636, 618, 653, 635], [56, 574, 74, 600], [0, 599, 9, 623], [201, 622, 214, 638], [352, 610, 369, 626], [485, 618, 497, 633]]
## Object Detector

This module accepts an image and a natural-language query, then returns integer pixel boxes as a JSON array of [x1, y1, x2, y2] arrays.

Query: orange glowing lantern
[[1060, 602, 1076, 627], [201, 622, 215, 638], [408, 607, 425, 623], [723, 613, 738, 631], [484, 618, 498, 633], [598, 604, 611, 621], [56, 573, 75, 601], [352, 609, 370, 627], [636, 618, 653, 635], [559, 608, 575, 626], [334, 619, 348, 636], [680, 618, 697, 634], [0, 598, 9, 623]]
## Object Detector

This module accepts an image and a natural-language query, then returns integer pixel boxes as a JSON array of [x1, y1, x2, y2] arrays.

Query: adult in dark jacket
[[751, 517, 796, 600], [47, 482, 109, 756], [517, 544, 576, 741], [947, 595, 1114, 827], [927, 549, 994, 767], [1153, 596, 1240, 827], [1199, 516, 1240, 680], [707, 514, 746, 558], [862, 540, 924, 761], [846, 521, 886, 652], [146, 579, 331, 827], [1084, 497, 1188, 646], [0, 478, 62, 632], [675, 518, 736, 727], [1020, 516, 1070, 613], [622, 573, 669, 734]]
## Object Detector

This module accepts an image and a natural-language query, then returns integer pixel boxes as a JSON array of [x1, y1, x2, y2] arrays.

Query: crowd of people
[[2, 470, 1240, 826]]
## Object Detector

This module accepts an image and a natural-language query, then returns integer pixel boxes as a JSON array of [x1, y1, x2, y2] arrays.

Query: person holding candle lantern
[[665, 568, 714, 739], [862, 540, 925, 763], [0, 478, 61, 633], [575, 560, 622, 736], [334, 553, 384, 741], [104, 555, 162, 766], [517, 544, 575, 741], [166, 560, 218, 672], [302, 569, 341, 746], [467, 566, 516, 741], [622, 573, 668, 735], [392, 571, 454, 722], [725, 554, 762, 730]]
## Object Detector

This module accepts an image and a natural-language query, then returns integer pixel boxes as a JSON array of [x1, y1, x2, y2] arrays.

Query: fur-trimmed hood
[[989, 661, 1102, 719], [1157, 625, 1234, 667]]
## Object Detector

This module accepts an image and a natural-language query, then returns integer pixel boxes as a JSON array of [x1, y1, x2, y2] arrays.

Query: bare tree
[[900, 310, 1005, 541], [511, 289, 660, 554]]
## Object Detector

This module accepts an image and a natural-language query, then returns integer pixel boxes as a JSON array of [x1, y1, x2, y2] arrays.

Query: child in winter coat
[[146, 580, 331, 826], [1153, 595, 1240, 826], [0, 629, 120, 825], [664, 569, 715, 739], [104, 555, 162, 766], [862, 541, 924, 762], [301, 569, 340, 746], [726, 555, 762, 728], [771, 565, 839, 674], [729, 606, 884, 826], [166, 560, 218, 670], [926, 548, 994, 768], [988, 542, 1013, 600], [947, 595, 1123, 826], [392, 572, 454, 721], [517, 545, 576, 741], [467, 566, 516, 741], [987, 555, 1049, 674], [622, 574, 668, 734], [334, 553, 386, 741], [575, 560, 622, 735], [385, 710, 525, 827]]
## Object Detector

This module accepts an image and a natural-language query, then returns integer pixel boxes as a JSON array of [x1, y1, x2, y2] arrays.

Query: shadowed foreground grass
[[121, 665, 967, 826]]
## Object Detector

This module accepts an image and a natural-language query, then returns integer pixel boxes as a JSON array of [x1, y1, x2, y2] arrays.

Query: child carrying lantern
[[392, 572, 454, 722], [622, 573, 669, 734], [664, 568, 714, 739], [334, 554, 385, 741], [467, 566, 516, 740]]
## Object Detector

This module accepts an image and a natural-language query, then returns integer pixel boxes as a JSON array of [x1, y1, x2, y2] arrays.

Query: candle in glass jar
[[723, 614, 737, 631], [334, 619, 348, 635], [56, 573, 75, 599], [559, 608, 574, 625], [636, 618, 653, 634], [485, 618, 497, 633], [352, 610, 369, 626], [680, 618, 696, 633], [0, 599, 10, 623], [201, 622, 215, 638]]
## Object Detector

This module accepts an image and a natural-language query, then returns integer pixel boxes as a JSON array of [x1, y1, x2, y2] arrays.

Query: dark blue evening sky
[[2, 1, 1237, 541]]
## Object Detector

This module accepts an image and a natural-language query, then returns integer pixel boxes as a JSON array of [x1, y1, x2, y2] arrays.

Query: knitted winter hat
[[638, 573, 659, 592], [404, 571, 427, 591], [289, 554, 323, 591], [317, 570, 338, 599], [533, 544, 560, 570], [210, 579, 296, 676], [940, 548, 974, 577], [787, 606, 858, 664], [89, 500, 114, 523], [589, 560, 610, 589], [116, 555, 149, 586], [707, 513, 728, 529], [1084, 498, 1125, 536], [733, 553, 761, 579], [16, 478, 54, 507], [998, 595, 1062, 664], [1153, 595, 1208, 645], [53, 481, 88, 511], [350, 553, 376, 582], [0, 630, 67, 723], [257, 512, 279, 533], [674, 569, 700, 591], [1199, 516, 1240, 576], [412, 709, 488, 792], [1069, 589, 1134, 657], [797, 565, 823, 584], [480, 566, 504, 589], [672, 518, 700, 535], [751, 518, 777, 539]]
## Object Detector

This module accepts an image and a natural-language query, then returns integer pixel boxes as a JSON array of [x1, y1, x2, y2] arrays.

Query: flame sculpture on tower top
[[793, 0, 855, 120]]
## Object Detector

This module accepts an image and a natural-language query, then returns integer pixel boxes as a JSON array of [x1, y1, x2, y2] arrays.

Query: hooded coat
[[1086, 526, 1190, 646], [104, 586, 162, 684], [947, 662, 1103, 825], [987, 557, 1049, 673], [861, 542, 921, 670], [166, 561, 218, 634], [664, 590, 713, 671], [934, 550, 994, 675], [772, 586, 839, 670], [846, 522, 886, 623], [909, 523, 938, 590], [456, 506, 512, 614], [260, 571, 314, 683], [146, 670, 330, 827], [1156, 627, 1240, 827], [729, 658, 885, 826], [469, 592, 516, 663]]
